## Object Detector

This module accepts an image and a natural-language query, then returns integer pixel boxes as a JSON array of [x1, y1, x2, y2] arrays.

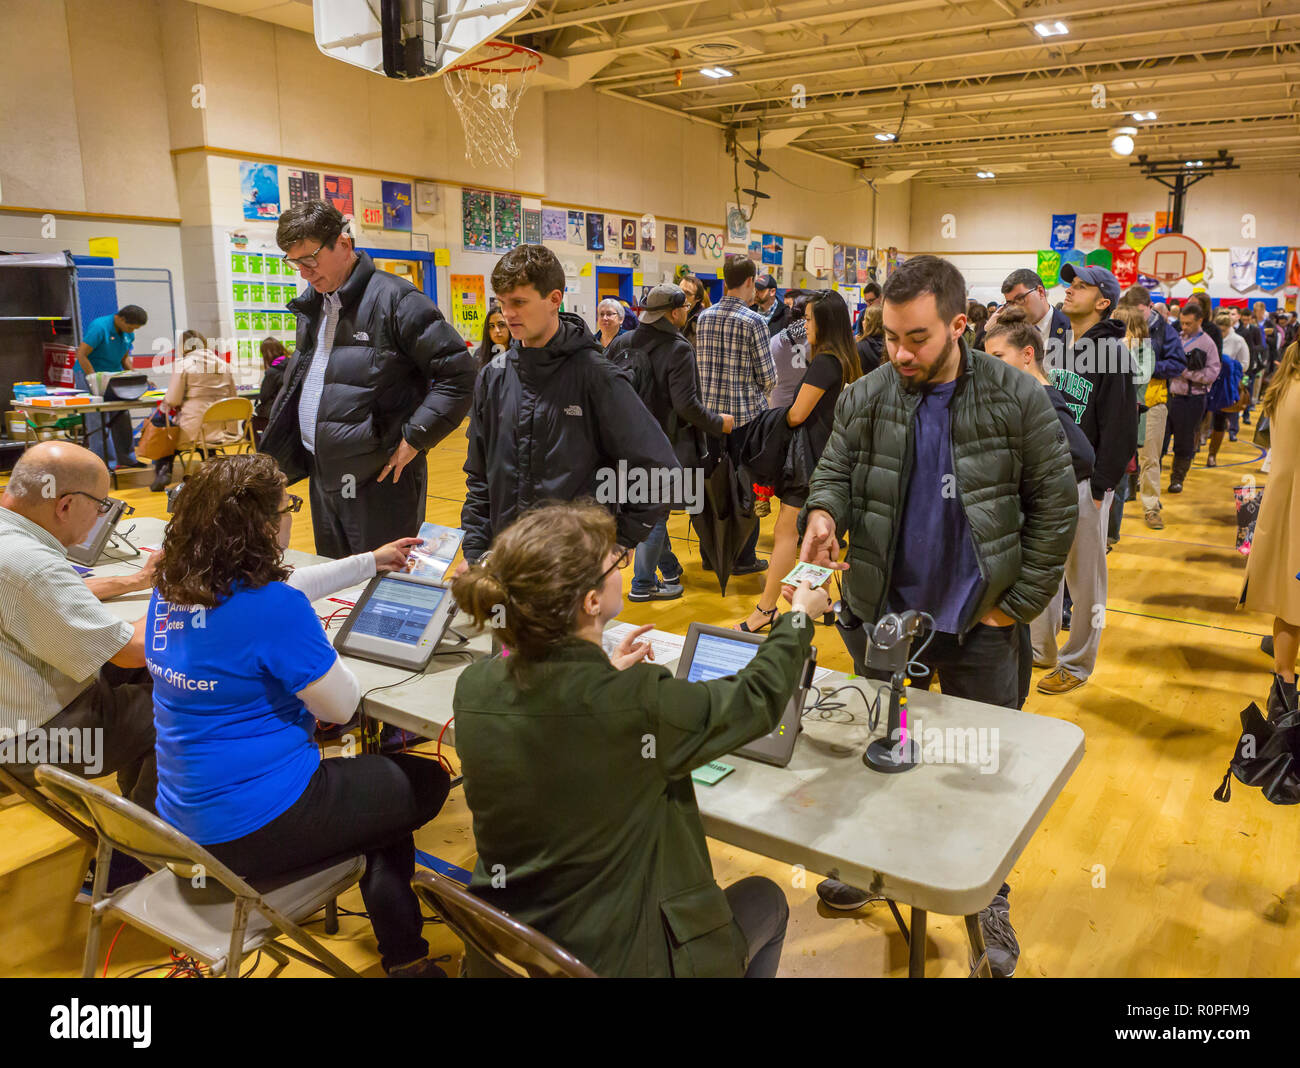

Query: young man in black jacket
[[260, 200, 475, 557], [459, 245, 679, 566], [1035, 263, 1136, 696], [607, 284, 734, 601]]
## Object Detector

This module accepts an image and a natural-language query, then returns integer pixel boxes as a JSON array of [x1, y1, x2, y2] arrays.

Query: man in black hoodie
[[1035, 263, 1136, 696], [459, 245, 679, 565]]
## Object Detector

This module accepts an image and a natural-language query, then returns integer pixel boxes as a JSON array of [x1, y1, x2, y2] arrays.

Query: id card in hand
[[782, 562, 834, 588]]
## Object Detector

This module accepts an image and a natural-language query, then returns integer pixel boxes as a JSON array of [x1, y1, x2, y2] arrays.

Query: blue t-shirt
[[887, 380, 984, 634], [82, 315, 134, 373], [147, 582, 337, 844]]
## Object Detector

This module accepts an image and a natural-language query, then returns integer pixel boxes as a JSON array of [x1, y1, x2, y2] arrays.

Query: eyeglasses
[[63, 491, 119, 516], [279, 494, 303, 514], [594, 546, 631, 586], [282, 241, 329, 270]]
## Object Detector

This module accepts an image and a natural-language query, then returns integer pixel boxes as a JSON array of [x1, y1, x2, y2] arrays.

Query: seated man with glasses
[[0, 442, 159, 813]]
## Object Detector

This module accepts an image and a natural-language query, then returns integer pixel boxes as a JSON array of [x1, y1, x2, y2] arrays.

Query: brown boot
[[1206, 430, 1225, 467]]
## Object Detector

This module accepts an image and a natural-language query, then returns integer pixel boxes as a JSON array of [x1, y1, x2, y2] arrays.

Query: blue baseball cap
[[1060, 262, 1121, 316]]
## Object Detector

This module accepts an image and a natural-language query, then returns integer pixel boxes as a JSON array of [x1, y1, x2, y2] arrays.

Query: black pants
[[1165, 394, 1208, 461], [727, 431, 761, 566], [205, 753, 450, 973], [6, 666, 157, 811], [852, 622, 1021, 711], [308, 449, 428, 558]]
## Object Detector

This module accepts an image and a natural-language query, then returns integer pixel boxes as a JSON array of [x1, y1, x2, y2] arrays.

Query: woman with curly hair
[[148, 453, 451, 976]]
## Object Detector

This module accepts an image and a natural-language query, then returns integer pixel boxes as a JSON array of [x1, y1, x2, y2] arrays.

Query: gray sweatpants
[[1031, 480, 1113, 681]]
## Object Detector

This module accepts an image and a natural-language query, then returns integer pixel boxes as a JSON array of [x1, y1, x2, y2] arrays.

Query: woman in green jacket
[[450, 501, 831, 977]]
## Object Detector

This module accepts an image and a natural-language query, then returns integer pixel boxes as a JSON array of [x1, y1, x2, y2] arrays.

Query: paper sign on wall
[[450, 274, 486, 342], [88, 237, 119, 259]]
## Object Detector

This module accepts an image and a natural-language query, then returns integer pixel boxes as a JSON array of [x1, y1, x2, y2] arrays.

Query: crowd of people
[[2, 196, 1296, 979]]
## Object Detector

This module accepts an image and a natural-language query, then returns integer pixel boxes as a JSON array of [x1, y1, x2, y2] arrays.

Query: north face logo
[[353, 331, 370, 341], [564, 405, 582, 416]]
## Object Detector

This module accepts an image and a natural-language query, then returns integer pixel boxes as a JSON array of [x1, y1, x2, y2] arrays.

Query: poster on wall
[[1036, 249, 1061, 288], [586, 213, 605, 250], [1126, 212, 1156, 251], [1100, 213, 1128, 251], [493, 193, 522, 252], [832, 245, 845, 283], [567, 210, 585, 245], [461, 188, 494, 252], [665, 224, 679, 253], [857, 247, 871, 284], [725, 202, 751, 248], [621, 218, 637, 250], [640, 214, 656, 252], [1230, 247, 1258, 292], [683, 226, 697, 255], [762, 234, 783, 265], [1112, 247, 1138, 287], [1050, 214, 1076, 253], [382, 181, 413, 231], [324, 175, 353, 217], [287, 169, 321, 208], [542, 208, 567, 242], [747, 239, 762, 261], [1075, 213, 1101, 252], [523, 208, 543, 244], [845, 248, 858, 279], [240, 162, 281, 221], [449, 274, 487, 343], [1257, 246, 1288, 290]]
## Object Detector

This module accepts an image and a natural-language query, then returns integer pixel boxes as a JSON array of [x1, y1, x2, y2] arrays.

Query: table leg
[[908, 907, 927, 978], [965, 913, 993, 978], [98, 415, 117, 491]]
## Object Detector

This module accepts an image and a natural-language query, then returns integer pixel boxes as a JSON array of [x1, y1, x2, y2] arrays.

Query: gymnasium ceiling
[[195, 0, 1300, 187]]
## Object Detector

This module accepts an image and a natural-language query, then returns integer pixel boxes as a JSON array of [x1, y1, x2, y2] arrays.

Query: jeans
[[632, 518, 682, 593], [724, 876, 789, 978], [74, 364, 136, 468], [205, 753, 451, 973]]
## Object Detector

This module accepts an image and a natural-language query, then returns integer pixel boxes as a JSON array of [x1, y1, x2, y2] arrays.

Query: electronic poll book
[[674, 622, 816, 768], [66, 497, 130, 567], [332, 571, 458, 671]]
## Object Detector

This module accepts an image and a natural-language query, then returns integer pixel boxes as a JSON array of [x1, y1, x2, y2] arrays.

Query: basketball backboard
[[804, 235, 832, 278], [1136, 233, 1206, 282], [313, 0, 535, 80]]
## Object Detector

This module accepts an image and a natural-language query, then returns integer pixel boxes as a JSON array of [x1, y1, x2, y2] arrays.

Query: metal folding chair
[[174, 397, 255, 476], [411, 868, 597, 978], [35, 765, 364, 978]]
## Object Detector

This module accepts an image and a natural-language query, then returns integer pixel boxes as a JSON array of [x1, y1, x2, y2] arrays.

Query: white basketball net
[[444, 58, 534, 169]]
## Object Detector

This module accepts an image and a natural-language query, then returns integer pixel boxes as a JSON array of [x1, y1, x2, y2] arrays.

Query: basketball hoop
[[444, 40, 541, 169]]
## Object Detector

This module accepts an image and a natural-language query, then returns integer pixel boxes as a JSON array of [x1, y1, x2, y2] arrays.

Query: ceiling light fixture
[[976, 170, 996, 179], [1184, 159, 1204, 167], [874, 132, 896, 142], [1033, 20, 1069, 36], [700, 66, 734, 78], [1131, 111, 1158, 121]]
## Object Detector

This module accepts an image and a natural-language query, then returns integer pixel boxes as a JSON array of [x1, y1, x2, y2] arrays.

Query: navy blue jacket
[[1148, 310, 1187, 380]]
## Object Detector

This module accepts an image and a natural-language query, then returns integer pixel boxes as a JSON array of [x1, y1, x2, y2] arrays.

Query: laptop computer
[[674, 622, 816, 767]]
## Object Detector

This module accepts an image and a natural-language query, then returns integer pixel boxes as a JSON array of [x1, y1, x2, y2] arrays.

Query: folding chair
[[0, 764, 96, 847], [174, 397, 255, 476], [35, 765, 364, 978], [411, 868, 598, 978]]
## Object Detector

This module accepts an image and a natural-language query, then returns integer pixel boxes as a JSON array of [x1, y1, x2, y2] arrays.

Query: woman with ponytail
[[451, 500, 831, 977]]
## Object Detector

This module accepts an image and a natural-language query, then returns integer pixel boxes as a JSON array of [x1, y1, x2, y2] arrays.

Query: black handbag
[[1214, 701, 1300, 805]]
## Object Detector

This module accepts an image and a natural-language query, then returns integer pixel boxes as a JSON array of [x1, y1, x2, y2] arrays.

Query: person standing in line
[[1034, 263, 1134, 696], [74, 304, 149, 471], [751, 273, 791, 337], [1165, 302, 1220, 494], [594, 299, 628, 350], [679, 274, 711, 349], [259, 200, 475, 558], [695, 255, 777, 575]]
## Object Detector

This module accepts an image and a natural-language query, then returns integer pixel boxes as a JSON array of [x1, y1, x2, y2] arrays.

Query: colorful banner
[[1037, 249, 1061, 288], [1061, 248, 1086, 274], [1257, 246, 1288, 290], [1112, 247, 1138, 288], [1230, 247, 1258, 293], [1100, 213, 1128, 251], [1075, 213, 1101, 252], [1126, 212, 1156, 251], [586, 213, 605, 251], [461, 188, 493, 252], [1085, 248, 1113, 271], [324, 175, 353, 217], [240, 162, 280, 221], [1050, 214, 1076, 253], [1156, 211, 1170, 235], [1289, 248, 1300, 288], [542, 208, 567, 242], [381, 181, 412, 231], [449, 274, 486, 343]]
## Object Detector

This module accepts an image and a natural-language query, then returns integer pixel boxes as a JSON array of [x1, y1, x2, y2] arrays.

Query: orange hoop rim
[[446, 39, 541, 75]]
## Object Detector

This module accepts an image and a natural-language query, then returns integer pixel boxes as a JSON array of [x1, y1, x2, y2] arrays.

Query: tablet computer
[[332, 572, 458, 671], [675, 622, 815, 768], [66, 497, 129, 566]]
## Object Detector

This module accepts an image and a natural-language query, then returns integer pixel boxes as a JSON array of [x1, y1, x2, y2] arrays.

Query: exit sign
[[363, 207, 382, 225]]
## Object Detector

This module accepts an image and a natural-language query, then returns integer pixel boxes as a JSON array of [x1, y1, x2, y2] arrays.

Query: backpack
[[605, 342, 655, 407], [1206, 354, 1243, 412]]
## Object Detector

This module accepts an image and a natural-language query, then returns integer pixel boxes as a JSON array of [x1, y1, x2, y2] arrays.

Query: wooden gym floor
[[0, 423, 1290, 978]]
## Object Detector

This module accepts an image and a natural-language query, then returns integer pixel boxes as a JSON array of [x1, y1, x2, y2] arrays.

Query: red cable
[[436, 716, 455, 774], [101, 922, 127, 978]]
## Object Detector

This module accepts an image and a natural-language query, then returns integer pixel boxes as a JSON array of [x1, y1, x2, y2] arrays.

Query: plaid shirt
[[694, 296, 776, 426]]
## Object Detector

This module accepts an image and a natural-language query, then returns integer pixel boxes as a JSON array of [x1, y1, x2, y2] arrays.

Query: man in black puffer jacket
[[260, 201, 475, 557], [460, 245, 679, 565]]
